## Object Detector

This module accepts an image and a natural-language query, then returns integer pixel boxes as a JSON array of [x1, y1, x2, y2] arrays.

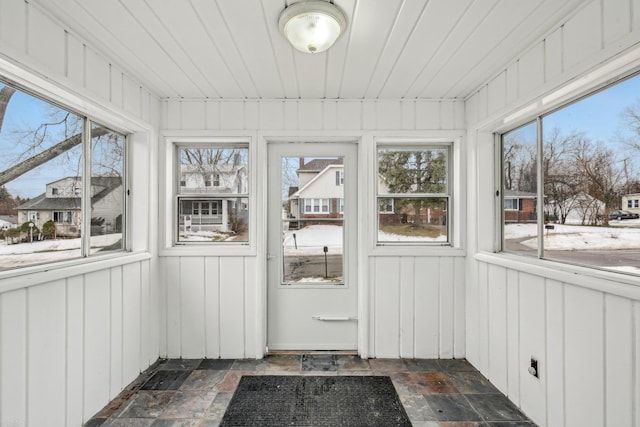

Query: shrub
[[20, 221, 39, 233], [42, 220, 56, 239]]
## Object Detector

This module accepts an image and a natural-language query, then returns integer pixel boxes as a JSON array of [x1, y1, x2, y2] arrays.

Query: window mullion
[[536, 116, 544, 259], [81, 118, 92, 257]]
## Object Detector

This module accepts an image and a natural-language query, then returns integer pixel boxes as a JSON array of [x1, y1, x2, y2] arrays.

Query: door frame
[[258, 133, 368, 357]]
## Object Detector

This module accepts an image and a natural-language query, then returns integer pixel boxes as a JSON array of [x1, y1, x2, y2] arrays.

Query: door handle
[[312, 315, 357, 321], [267, 253, 277, 260]]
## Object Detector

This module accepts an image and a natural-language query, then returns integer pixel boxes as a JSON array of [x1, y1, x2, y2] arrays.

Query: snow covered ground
[[0, 234, 122, 269], [505, 223, 640, 250], [283, 225, 343, 255]]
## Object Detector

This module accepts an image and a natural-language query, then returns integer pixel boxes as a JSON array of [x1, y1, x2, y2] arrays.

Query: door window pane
[[281, 156, 344, 284]]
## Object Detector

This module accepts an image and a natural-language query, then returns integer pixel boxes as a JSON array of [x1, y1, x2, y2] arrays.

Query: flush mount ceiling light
[[279, 1, 347, 54]]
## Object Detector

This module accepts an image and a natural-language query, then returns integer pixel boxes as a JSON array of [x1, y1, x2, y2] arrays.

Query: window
[[504, 199, 519, 210], [377, 144, 450, 244], [302, 198, 330, 214], [336, 170, 344, 185], [0, 80, 127, 271], [501, 72, 640, 275], [176, 145, 249, 243]]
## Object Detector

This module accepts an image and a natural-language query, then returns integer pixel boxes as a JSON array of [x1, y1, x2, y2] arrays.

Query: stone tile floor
[[84, 354, 537, 427]]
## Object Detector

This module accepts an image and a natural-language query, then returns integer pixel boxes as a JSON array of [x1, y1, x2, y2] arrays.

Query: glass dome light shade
[[279, 1, 347, 54]]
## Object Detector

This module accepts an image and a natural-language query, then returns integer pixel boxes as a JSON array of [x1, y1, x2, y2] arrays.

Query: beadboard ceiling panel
[[33, 0, 589, 100]]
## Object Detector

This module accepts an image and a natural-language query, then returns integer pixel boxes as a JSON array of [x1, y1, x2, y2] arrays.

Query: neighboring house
[[622, 193, 640, 215], [553, 192, 605, 225], [503, 189, 536, 223], [15, 176, 123, 237], [288, 159, 344, 222], [0, 215, 18, 230], [178, 163, 248, 233]]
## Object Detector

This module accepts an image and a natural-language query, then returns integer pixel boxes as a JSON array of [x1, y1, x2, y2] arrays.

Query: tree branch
[[0, 86, 16, 132], [0, 127, 109, 187]]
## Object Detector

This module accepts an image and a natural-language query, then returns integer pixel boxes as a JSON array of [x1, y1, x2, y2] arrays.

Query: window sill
[[0, 251, 153, 293], [369, 245, 465, 257], [159, 244, 256, 257], [475, 251, 640, 300]]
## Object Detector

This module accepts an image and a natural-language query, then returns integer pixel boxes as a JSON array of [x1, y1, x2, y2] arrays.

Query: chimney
[[299, 157, 305, 168]]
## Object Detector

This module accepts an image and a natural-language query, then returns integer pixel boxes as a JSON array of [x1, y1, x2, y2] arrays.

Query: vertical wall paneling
[[477, 261, 489, 374], [602, 0, 630, 46], [205, 100, 221, 130], [219, 257, 246, 357], [415, 101, 441, 130], [374, 257, 401, 358], [409, 257, 439, 358], [180, 257, 206, 358], [0, 289, 27, 427], [545, 280, 565, 427], [487, 73, 507, 115], [181, 100, 206, 130], [518, 273, 546, 426], [506, 269, 520, 406], [85, 47, 110, 101], [83, 271, 111, 420], [165, 256, 181, 357], [453, 257, 466, 358], [110, 266, 124, 396], [66, 276, 84, 426], [0, 0, 27, 53], [518, 43, 545, 98], [438, 257, 455, 358], [563, 285, 604, 427], [204, 257, 221, 358], [122, 263, 142, 382], [604, 294, 633, 427], [399, 257, 415, 358], [142, 259, 155, 366], [465, 0, 640, 425], [66, 33, 85, 86], [28, 281, 67, 427], [487, 264, 507, 393], [562, 1, 601, 72], [27, 4, 65, 76], [298, 101, 323, 130], [244, 257, 258, 358]]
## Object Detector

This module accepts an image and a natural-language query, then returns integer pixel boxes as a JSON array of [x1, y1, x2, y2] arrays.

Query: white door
[[267, 142, 358, 351]]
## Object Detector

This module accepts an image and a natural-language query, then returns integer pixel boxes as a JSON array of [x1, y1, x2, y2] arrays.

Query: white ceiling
[[35, 0, 588, 100]]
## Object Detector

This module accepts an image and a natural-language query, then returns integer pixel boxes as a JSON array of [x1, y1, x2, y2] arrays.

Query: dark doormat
[[220, 375, 412, 427]]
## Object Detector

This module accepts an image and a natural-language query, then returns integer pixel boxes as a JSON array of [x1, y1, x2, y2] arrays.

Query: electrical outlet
[[528, 357, 539, 378]]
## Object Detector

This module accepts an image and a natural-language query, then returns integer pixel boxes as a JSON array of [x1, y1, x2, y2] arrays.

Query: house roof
[[16, 177, 122, 211], [298, 158, 343, 172], [291, 164, 343, 198], [0, 215, 17, 224]]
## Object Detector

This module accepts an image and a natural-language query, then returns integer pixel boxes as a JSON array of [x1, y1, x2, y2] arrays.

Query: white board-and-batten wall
[[159, 98, 468, 361], [466, 1, 640, 426], [0, 1, 160, 426]]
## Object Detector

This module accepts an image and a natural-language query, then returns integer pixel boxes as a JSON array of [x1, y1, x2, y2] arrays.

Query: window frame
[[170, 138, 253, 249], [375, 141, 453, 247], [0, 77, 129, 273], [498, 69, 640, 276]]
